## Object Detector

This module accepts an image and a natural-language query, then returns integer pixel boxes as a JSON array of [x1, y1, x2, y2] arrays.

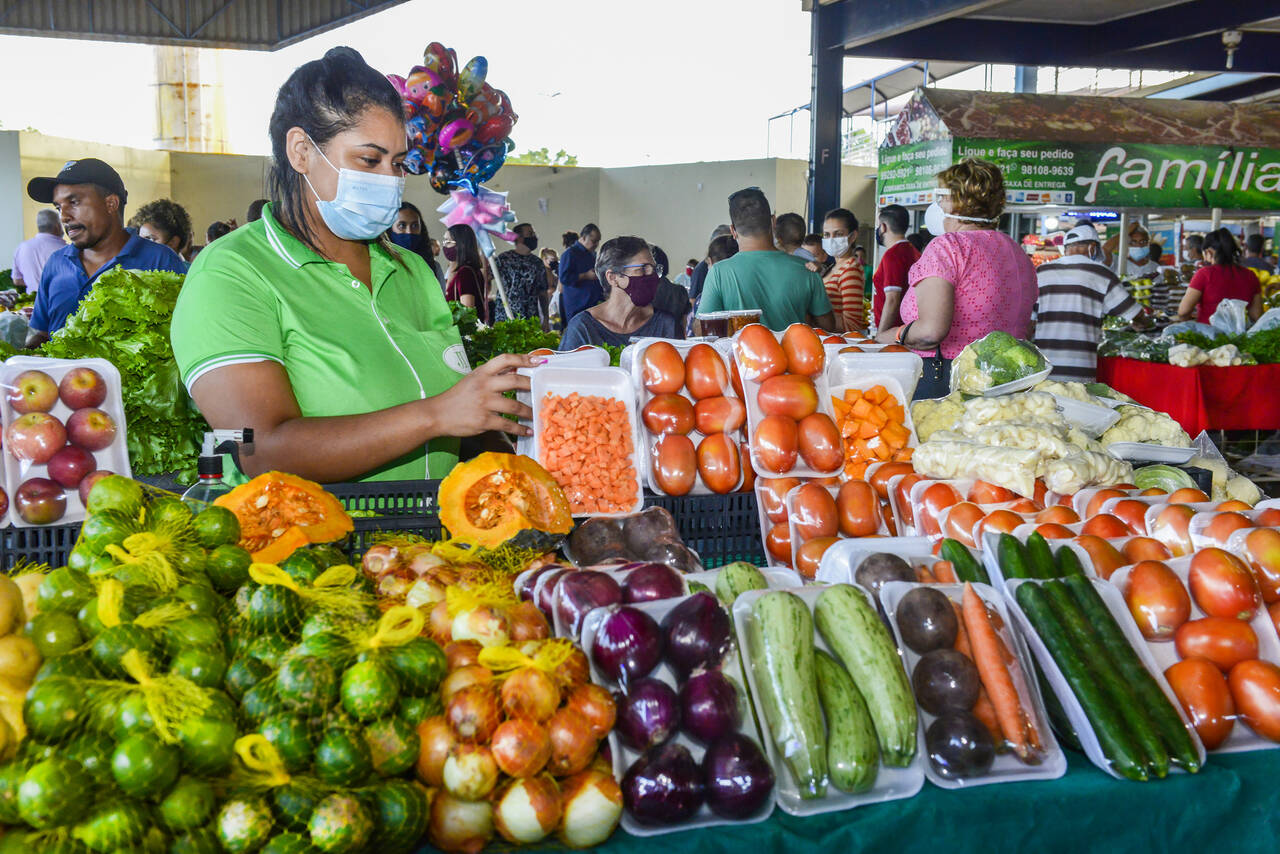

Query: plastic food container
[[785, 482, 892, 575], [815, 536, 939, 586], [979, 366, 1053, 398], [1106, 443, 1197, 464], [1053, 396, 1121, 438], [829, 351, 924, 406], [515, 346, 610, 457], [827, 373, 918, 477], [684, 567, 803, 601]]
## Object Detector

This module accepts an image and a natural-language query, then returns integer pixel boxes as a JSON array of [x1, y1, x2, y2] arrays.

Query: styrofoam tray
[[1110, 556, 1280, 754], [581, 595, 774, 835], [731, 584, 925, 815], [815, 536, 937, 586], [1054, 396, 1120, 438], [0, 356, 133, 527], [1187, 509, 1268, 551], [828, 351, 924, 405], [978, 366, 1053, 397], [1002, 576, 1206, 780], [829, 371, 919, 453], [979, 528, 1099, 589], [530, 366, 644, 517], [754, 478, 805, 570], [880, 581, 1066, 788], [1106, 443, 1197, 464], [515, 346, 610, 456], [684, 567, 804, 603]]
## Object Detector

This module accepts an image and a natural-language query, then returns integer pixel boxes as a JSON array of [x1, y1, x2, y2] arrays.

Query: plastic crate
[[647, 490, 766, 569], [1, 524, 82, 573]]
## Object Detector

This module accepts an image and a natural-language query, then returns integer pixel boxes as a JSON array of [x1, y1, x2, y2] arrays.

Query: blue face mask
[[389, 232, 426, 254], [302, 134, 405, 241]]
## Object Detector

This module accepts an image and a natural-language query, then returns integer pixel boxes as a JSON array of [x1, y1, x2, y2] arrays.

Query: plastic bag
[[0, 313, 27, 350], [1247, 308, 1280, 335], [1209, 299, 1248, 336], [949, 331, 1049, 394], [1161, 321, 1219, 340]]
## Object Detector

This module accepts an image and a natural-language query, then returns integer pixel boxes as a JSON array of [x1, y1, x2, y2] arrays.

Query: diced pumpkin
[[215, 471, 354, 564]]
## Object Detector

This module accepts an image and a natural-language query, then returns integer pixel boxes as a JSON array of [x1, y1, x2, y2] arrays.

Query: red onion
[[678, 669, 741, 744], [534, 569, 571, 619], [591, 606, 663, 686], [622, 563, 686, 604], [661, 592, 731, 679], [622, 742, 705, 826], [615, 678, 679, 751], [702, 733, 774, 819], [555, 571, 623, 637], [519, 564, 565, 601]]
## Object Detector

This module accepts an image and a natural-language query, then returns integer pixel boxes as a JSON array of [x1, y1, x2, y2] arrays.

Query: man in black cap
[[25, 158, 187, 347]]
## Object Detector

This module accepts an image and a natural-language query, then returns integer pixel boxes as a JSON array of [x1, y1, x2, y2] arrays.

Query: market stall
[[1097, 359, 1280, 435]]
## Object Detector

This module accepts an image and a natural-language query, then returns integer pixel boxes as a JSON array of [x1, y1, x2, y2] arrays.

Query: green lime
[[86, 475, 144, 518], [340, 660, 399, 721], [248, 633, 292, 669], [177, 714, 237, 776], [146, 497, 194, 532], [37, 567, 96, 615], [279, 551, 325, 585], [261, 832, 316, 854], [224, 655, 272, 701], [18, 757, 92, 827], [193, 506, 241, 549], [308, 792, 372, 853], [72, 799, 150, 853], [112, 732, 180, 798], [67, 544, 94, 571], [398, 694, 441, 725], [170, 648, 227, 689], [159, 776, 215, 831], [169, 827, 222, 854], [314, 728, 372, 787], [171, 547, 207, 579], [276, 655, 338, 715], [28, 610, 84, 658], [90, 623, 160, 678], [0, 760, 25, 824], [164, 615, 223, 652], [386, 637, 447, 697], [63, 730, 116, 786], [273, 782, 319, 833], [261, 713, 314, 773], [370, 779, 431, 850], [24, 676, 83, 742], [113, 692, 155, 741], [300, 611, 344, 639], [241, 681, 285, 725], [290, 631, 353, 669], [173, 585, 223, 620], [79, 510, 138, 555], [216, 797, 274, 854], [207, 545, 253, 592], [245, 585, 303, 635], [364, 715, 419, 776]]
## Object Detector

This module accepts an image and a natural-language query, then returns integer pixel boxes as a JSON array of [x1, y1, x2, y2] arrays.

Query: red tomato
[[781, 324, 825, 376], [1203, 511, 1255, 546], [943, 502, 984, 548], [733, 324, 787, 382], [1269, 600, 1280, 637], [528, 348, 555, 357], [1228, 660, 1280, 742], [1073, 534, 1127, 580], [1110, 499, 1151, 536], [1122, 536, 1172, 564], [697, 433, 740, 494], [693, 396, 746, 435], [653, 434, 696, 496], [968, 480, 1015, 504], [641, 341, 685, 394], [1034, 523, 1075, 540], [1036, 505, 1080, 526], [791, 483, 838, 541], [795, 536, 839, 580], [1151, 504, 1196, 556], [1217, 499, 1254, 512], [880, 343, 910, 353], [756, 375, 819, 420], [894, 474, 923, 528], [1243, 528, 1280, 603], [1165, 658, 1235, 750], [1256, 508, 1280, 527], [838, 345, 864, 354], [684, 343, 730, 400], [1169, 487, 1210, 504], [822, 335, 846, 345], [797, 413, 843, 472], [757, 477, 801, 523], [1188, 547, 1261, 621], [738, 440, 756, 493], [1006, 498, 1039, 513], [752, 415, 799, 474], [836, 480, 880, 537], [869, 462, 914, 500], [1175, 617, 1259, 672], [1086, 488, 1128, 519], [1081, 514, 1133, 538], [729, 357, 744, 399], [1123, 560, 1191, 640], [641, 393, 694, 435], [979, 509, 1025, 539], [765, 522, 792, 566], [1139, 487, 1168, 497], [917, 482, 961, 538], [882, 502, 898, 536]]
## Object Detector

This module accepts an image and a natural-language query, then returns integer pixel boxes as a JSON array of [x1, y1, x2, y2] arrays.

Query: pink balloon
[[437, 117, 475, 154]]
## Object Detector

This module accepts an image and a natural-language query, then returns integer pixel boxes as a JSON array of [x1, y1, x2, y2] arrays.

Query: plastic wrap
[[949, 332, 1050, 395]]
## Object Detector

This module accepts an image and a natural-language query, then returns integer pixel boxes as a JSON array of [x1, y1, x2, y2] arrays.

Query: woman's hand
[[1176, 286, 1202, 321], [427, 353, 537, 437]]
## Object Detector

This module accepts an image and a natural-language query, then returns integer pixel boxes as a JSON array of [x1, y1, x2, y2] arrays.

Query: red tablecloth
[[1097, 357, 1280, 435]]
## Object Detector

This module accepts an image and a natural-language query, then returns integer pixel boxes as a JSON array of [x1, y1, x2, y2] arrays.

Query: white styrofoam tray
[[1106, 443, 1197, 464], [515, 346, 610, 456], [828, 351, 924, 406], [815, 536, 937, 586]]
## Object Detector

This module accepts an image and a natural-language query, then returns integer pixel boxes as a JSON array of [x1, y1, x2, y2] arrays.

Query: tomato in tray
[[1072, 535, 1126, 580], [734, 324, 787, 382], [1085, 488, 1128, 518], [765, 521, 792, 566], [1110, 499, 1152, 536], [653, 434, 696, 496], [780, 324, 824, 377], [917, 482, 960, 538], [1122, 536, 1173, 564], [869, 462, 914, 500], [1175, 617, 1259, 672], [1188, 548, 1262, 621], [641, 393, 694, 436], [696, 432, 740, 495], [836, 480, 880, 538], [967, 480, 1015, 504], [693, 396, 745, 435], [796, 413, 842, 473], [1243, 528, 1280, 604], [1165, 657, 1235, 750], [941, 502, 983, 548], [756, 374, 818, 421], [684, 343, 729, 400], [752, 414, 799, 473], [795, 537, 838, 580], [791, 483, 838, 541], [894, 474, 923, 528], [641, 341, 685, 394], [1123, 560, 1191, 641], [757, 476, 801, 524], [1080, 513, 1132, 539], [1228, 659, 1280, 742]]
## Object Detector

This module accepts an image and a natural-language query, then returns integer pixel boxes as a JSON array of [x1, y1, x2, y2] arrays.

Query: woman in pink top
[[1176, 227, 1262, 325], [875, 158, 1038, 399]]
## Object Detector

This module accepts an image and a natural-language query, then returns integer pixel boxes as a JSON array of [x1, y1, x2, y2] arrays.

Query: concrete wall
[[170, 151, 269, 238], [0, 133, 22, 269], [475, 163, 602, 254]]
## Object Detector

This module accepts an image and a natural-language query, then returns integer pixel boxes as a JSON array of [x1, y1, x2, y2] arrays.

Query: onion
[[415, 715, 455, 787], [546, 707, 599, 776], [622, 563, 686, 603], [407, 546, 448, 577], [595, 741, 612, 772], [446, 684, 501, 743], [500, 667, 561, 722], [491, 718, 552, 777], [555, 647, 591, 691], [451, 606, 510, 648], [429, 791, 494, 854], [703, 733, 774, 818], [429, 599, 453, 645], [507, 601, 552, 642], [554, 571, 623, 638], [443, 743, 499, 800], [361, 544, 399, 577], [445, 640, 484, 672], [678, 669, 741, 744], [377, 571, 413, 600], [519, 564, 565, 601], [566, 683, 616, 739], [494, 774, 563, 844], [622, 742, 704, 826], [616, 678, 679, 751], [591, 606, 663, 686], [406, 575, 449, 609], [557, 769, 623, 849], [535, 569, 571, 618], [661, 592, 731, 678], [441, 664, 492, 704]]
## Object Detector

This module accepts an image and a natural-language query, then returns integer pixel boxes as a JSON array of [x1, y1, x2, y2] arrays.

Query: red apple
[[48, 446, 96, 489], [7, 413, 67, 463], [0, 488, 8, 517], [78, 470, 115, 505], [6, 370, 58, 414], [15, 478, 66, 524], [58, 367, 108, 410], [66, 408, 116, 452]]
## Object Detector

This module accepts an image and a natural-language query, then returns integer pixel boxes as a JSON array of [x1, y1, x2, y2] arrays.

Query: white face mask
[[1128, 246, 1149, 262], [924, 200, 997, 236], [822, 236, 850, 258]]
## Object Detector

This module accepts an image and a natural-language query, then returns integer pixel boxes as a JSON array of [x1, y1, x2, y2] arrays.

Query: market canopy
[[0, 0, 410, 50], [877, 88, 1280, 212]]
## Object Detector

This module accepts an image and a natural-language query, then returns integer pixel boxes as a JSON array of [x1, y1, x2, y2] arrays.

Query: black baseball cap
[[27, 158, 127, 205]]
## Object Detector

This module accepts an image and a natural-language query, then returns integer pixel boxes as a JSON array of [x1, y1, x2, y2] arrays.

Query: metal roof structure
[[771, 60, 978, 120], [0, 0, 412, 50]]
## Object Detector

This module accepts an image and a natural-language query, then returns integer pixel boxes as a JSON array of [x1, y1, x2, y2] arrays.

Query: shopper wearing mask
[[494, 222, 549, 323], [387, 201, 444, 287], [558, 236, 678, 349], [1178, 228, 1263, 324], [871, 203, 919, 332], [876, 157, 1037, 399], [442, 224, 489, 325], [172, 47, 535, 484], [1104, 222, 1161, 280], [821, 208, 864, 333]]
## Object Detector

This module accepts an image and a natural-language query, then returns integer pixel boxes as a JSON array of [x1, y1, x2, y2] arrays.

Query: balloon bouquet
[[389, 43, 521, 320]]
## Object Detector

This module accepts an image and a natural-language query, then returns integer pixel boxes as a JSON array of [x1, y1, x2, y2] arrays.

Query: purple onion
[[591, 606, 663, 686], [519, 564, 566, 602], [703, 733, 775, 819], [679, 669, 741, 744], [661, 592, 731, 679], [616, 678, 680, 751], [622, 563, 686, 604], [623, 742, 705, 826], [555, 571, 623, 637], [534, 569, 571, 618]]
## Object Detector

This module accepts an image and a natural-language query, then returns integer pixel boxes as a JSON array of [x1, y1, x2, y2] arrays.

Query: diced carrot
[[856, 421, 879, 440], [933, 560, 958, 583], [844, 388, 863, 403]]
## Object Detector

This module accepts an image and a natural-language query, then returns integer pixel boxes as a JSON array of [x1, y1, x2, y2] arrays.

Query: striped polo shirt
[[1034, 254, 1142, 381]]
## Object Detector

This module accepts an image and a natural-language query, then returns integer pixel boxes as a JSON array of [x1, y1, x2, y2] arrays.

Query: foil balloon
[[457, 56, 488, 106], [387, 74, 409, 99], [403, 146, 432, 176], [475, 113, 514, 145], [405, 66, 443, 103], [430, 152, 459, 194], [407, 114, 433, 146], [437, 116, 476, 154], [422, 41, 457, 86]]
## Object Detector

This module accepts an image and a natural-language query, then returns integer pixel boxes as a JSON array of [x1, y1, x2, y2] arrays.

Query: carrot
[[915, 565, 938, 584], [932, 560, 958, 583], [971, 692, 1005, 747], [540, 392, 638, 514], [962, 583, 1040, 763]]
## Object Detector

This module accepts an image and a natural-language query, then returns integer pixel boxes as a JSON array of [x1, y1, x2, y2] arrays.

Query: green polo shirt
[[171, 204, 468, 481]]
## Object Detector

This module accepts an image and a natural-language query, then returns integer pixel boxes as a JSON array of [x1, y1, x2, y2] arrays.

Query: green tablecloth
[[601, 748, 1279, 853]]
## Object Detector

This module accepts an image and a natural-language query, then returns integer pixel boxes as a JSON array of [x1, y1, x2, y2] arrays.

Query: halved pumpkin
[[438, 453, 573, 550], [214, 471, 354, 563]]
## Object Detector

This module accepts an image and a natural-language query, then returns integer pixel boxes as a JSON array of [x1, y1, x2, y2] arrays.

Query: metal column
[[807, 1, 843, 231]]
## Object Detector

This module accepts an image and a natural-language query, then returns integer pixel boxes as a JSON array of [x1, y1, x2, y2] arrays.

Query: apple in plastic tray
[[6, 370, 58, 414], [48, 446, 97, 489], [58, 367, 108, 410], [15, 477, 66, 524], [7, 413, 67, 464], [66, 407, 117, 452]]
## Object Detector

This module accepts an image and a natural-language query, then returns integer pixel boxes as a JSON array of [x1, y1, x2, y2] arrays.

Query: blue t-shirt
[[32, 234, 188, 334], [557, 242, 601, 322], [558, 308, 678, 350]]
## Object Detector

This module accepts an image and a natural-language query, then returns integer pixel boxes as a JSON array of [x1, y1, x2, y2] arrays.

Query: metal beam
[[808, 1, 843, 232], [1093, 0, 1280, 54], [1186, 75, 1280, 102], [823, 0, 1003, 51]]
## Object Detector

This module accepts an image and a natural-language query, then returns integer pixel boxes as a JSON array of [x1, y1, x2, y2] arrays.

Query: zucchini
[[1054, 545, 1087, 580], [747, 591, 827, 798], [714, 562, 769, 606], [1061, 574, 1202, 772], [1014, 582, 1149, 782], [813, 584, 917, 766], [814, 649, 878, 794], [939, 539, 989, 585], [687, 581, 711, 595], [1025, 533, 1058, 579], [998, 533, 1034, 580]]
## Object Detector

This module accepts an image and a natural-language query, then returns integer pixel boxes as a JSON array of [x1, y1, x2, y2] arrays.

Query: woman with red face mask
[[557, 235, 680, 349]]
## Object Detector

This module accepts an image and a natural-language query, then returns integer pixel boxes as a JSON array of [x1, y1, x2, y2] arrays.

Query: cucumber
[[1055, 546, 1087, 580], [813, 584, 917, 766], [1061, 574, 1202, 772], [1034, 660, 1082, 753], [1039, 579, 1169, 778], [1014, 582, 1148, 782], [714, 562, 769, 606], [939, 539, 988, 585], [687, 581, 710, 595], [813, 649, 878, 794], [1025, 533, 1058, 579], [747, 591, 827, 798], [997, 534, 1034, 580]]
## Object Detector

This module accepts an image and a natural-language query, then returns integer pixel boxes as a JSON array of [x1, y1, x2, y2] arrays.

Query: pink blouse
[[900, 230, 1038, 359]]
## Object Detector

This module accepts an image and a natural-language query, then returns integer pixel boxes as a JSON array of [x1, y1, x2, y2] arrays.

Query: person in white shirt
[[11, 209, 65, 293], [1105, 222, 1161, 280]]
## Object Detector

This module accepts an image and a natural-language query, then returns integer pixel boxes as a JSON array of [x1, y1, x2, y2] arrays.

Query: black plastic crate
[[647, 490, 766, 568], [327, 480, 440, 524], [1, 524, 82, 573]]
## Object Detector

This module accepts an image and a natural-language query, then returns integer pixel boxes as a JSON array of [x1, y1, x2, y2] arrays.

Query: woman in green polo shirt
[[171, 47, 533, 483]]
